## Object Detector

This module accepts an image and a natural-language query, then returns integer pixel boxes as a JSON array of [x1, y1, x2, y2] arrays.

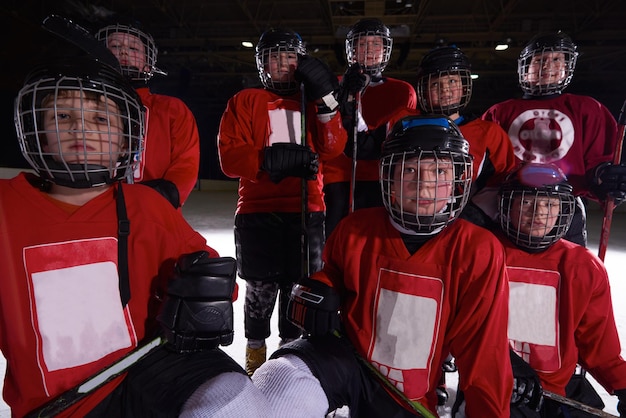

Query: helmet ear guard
[[498, 162, 576, 251]]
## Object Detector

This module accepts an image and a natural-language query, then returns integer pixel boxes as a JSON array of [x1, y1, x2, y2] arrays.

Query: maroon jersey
[[483, 93, 618, 198]]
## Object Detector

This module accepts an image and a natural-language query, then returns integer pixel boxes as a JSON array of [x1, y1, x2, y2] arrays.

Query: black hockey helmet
[[499, 162, 575, 251], [14, 56, 145, 188], [380, 115, 473, 235], [345, 18, 393, 77], [255, 28, 306, 95], [95, 20, 167, 82], [518, 31, 578, 96], [416, 45, 472, 115]]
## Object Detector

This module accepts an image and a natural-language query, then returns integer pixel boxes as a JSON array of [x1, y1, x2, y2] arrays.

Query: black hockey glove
[[343, 124, 387, 161], [337, 64, 369, 133], [140, 178, 181, 209], [510, 350, 543, 412], [615, 388, 626, 417], [340, 63, 368, 97], [287, 277, 341, 336], [295, 55, 339, 109], [591, 162, 626, 206], [262, 143, 319, 184], [157, 251, 237, 353]]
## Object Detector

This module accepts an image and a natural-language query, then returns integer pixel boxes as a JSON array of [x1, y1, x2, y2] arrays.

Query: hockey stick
[[543, 390, 619, 418], [348, 74, 370, 214], [25, 336, 166, 418], [41, 14, 121, 70], [300, 83, 310, 279], [348, 89, 361, 214], [597, 99, 626, 261]]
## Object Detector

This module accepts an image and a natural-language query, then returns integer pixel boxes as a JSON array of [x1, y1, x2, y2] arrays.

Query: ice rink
[[0, 183, 624, 417]]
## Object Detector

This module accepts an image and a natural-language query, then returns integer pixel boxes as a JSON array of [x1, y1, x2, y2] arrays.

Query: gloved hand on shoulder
[[261, 143, 319, 184], [295, 55, 339, 110], [140, 178, 181, 209], [591, 162, 626, 206]]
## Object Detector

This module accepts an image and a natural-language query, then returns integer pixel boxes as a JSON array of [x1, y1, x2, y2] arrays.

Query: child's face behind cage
[[391, 156, 454, 216], [41, 90, 126, 167]]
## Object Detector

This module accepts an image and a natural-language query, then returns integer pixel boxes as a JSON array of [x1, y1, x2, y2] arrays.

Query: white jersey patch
[[25, 238, 134, 376], [267, 99, 302, 145]]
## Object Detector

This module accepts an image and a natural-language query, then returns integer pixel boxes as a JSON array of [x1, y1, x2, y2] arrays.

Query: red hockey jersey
[[322, 77, 417, 185], [218, 87, 347, 214], [501, 234, 626, 396], [483, 93, 618, 198], [314, 208, 513, 417], [133, 87, 200, 205], [0, 173, 216, 417]]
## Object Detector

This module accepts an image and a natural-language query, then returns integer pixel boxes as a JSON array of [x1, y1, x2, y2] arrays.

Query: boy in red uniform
[[1, 57, 269, 417], [96, 21, 200, 208], [324, 18, 417, 237], [496, 162, 626, 417], [217, 28, 347, 375], [252, 115, 513, 417]]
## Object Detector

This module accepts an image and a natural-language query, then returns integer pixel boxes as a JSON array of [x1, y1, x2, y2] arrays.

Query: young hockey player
[[96, 20, 200, 208], [390, 45, 517, 228], [482, 31, 623, 247], [217, 28, 347, 376], [496, 162, 626, 417], [1, 57, 270, 417], [323, 17, 417, 237], [390, 45, 519, 405], [251, 115, 513, 417]]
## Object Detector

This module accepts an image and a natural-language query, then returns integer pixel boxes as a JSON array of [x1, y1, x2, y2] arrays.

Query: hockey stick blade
[[543, 390, 619, 418], [25, 336, 166, 418], [41, 14, 121, 70], [598, 99, 626, 260]]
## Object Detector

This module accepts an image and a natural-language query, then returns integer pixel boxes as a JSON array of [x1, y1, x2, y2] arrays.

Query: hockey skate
[[245, 344, 267, 376]]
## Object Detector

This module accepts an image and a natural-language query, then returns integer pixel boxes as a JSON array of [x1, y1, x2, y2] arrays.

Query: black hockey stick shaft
[[41, 14, 120, 70], [300, 83, 310, 279], [543, 390, 619, 418], [348, 90, 361, 214], [25, 336, 165, 418], [598, 99, 626, 261]]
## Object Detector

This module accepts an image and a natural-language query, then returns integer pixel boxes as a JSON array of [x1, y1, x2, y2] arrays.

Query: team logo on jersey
[[508, 109, 575, 164]]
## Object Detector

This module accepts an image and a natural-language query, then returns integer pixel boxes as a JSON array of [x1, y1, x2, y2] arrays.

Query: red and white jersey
[[218, 88, 347, 214], [483, 93, 618, 198], [315, 208, 512, 417], [501, 234, 626, 396], [0, 173, 216, 417], [322, 77, 417, 185], [133, 87, 200, 205]]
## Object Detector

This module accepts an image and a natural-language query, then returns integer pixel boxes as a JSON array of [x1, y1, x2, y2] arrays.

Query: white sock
[[179, 372, 272, 417], [251, 354, 329, 418]]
